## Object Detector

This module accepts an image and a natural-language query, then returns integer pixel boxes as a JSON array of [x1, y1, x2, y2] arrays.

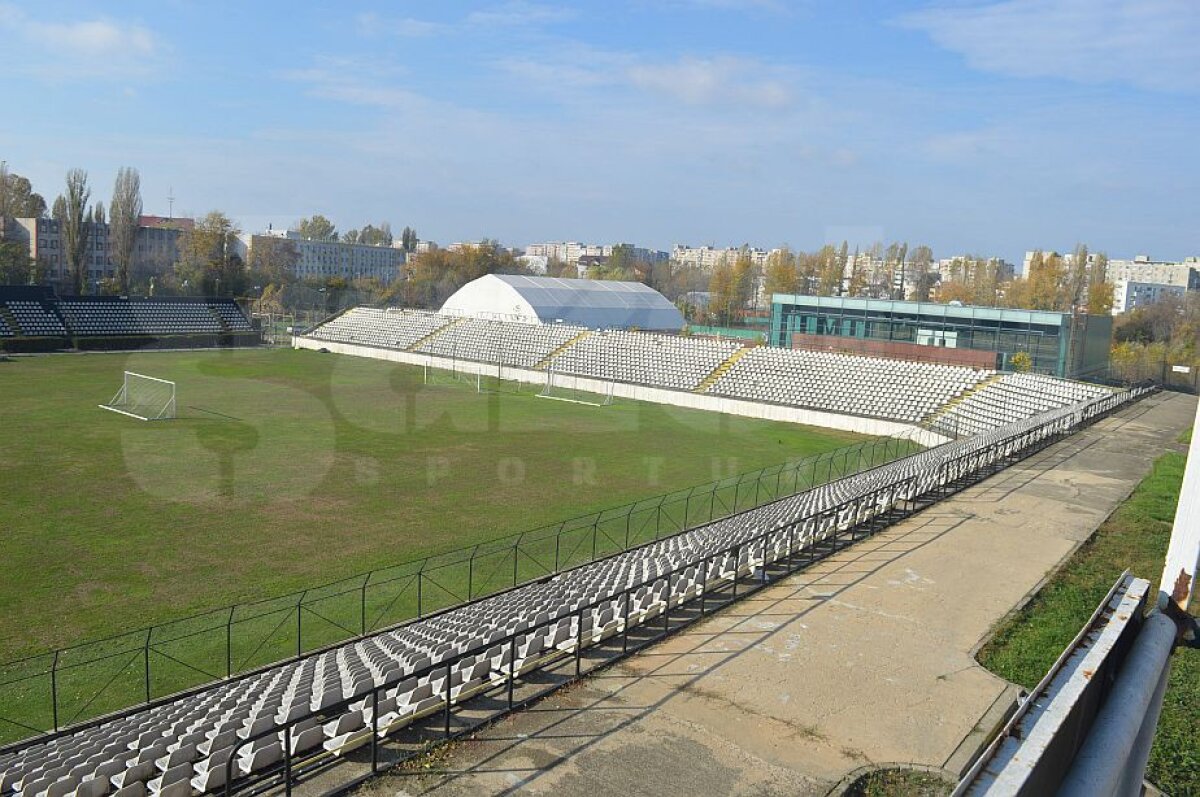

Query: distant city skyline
[[2, 1, 1196, 267]]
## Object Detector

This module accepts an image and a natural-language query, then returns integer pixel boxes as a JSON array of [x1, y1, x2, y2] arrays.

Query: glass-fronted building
[[770, 295, 1112, 378]]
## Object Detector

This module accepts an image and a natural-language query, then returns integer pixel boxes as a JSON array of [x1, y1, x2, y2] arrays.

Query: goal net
[[538, 368, 614, 406], [100, 371, 177, 421]]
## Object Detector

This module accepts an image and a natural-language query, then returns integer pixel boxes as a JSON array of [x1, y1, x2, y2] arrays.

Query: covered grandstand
[[438, 274, 685, 331]]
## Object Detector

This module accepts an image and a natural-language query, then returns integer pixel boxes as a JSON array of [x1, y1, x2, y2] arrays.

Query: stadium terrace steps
[[921, 373, 1004, 430], [404, 315, 466, 352], [0, 386, 1150, 797], [926, 372, 1112, 438], [533, 330, 593, 370], [693, 345, 751, 393], [0, 307, 18, 338]]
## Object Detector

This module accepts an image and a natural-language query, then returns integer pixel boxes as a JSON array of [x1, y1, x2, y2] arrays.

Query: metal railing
[[0, 435, 920, 746], [212, 386, 1152, 797]]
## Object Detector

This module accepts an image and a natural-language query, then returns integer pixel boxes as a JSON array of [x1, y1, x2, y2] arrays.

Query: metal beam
[[1160, 398, 1199, 616]]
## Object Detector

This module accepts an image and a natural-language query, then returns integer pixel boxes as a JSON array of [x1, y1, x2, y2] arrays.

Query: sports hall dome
[[439, 274, 685, 331]]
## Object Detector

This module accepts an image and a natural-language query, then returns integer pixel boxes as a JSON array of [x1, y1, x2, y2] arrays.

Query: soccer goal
[[99, 371, 177, 421], [538, 368, 614, 406]]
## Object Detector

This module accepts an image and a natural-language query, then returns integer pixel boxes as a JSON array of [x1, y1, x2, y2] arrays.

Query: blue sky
[[1, 0, 1197, 265]]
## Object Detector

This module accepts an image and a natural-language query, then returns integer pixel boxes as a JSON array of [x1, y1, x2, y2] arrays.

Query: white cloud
[[0, 3, 163, 80], [356, 12, 449, 38], [627, 56, 794, 107], [899, 0, 1200, 93], [464, 2, 577, 28]]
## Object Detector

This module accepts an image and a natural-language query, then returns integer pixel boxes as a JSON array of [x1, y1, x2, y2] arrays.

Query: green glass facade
[[770, 295, 1112, 378]]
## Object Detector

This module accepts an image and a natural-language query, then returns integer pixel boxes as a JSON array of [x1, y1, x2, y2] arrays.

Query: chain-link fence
[[0, 434, 921, 745]]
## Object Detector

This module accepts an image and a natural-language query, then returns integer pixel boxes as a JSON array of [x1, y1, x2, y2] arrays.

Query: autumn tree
[[764, 247, 798, 297], [247, 236, 300, 286], [62, 169, 92, 295], [908, 245, 934, 301], [1064, 243, 1089, 310], [0, 163, 48, 218], [1087, 252, 1113, 314], [296, 214, 337, 241], [400, 226, 417, 253], [708, 258, 736, 325], [109, 167, 142, 294], [175, 211, 244, 295], [0, 240, 39, 283]]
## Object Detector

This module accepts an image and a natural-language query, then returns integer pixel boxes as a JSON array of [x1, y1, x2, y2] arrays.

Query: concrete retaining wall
[[293, 335, 951, 447]]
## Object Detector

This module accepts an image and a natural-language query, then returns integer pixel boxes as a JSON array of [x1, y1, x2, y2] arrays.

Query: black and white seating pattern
[[0, 385, 1149, 797], [928, 373, 1111, 437], [3, 301, 68, 337], [56, 302, 225, 337], [0, 315, 12, 337]]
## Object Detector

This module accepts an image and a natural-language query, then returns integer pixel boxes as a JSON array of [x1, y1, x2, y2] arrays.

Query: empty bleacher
[[548, 330, 740, 391], [415, 317, 589, 368], [4, 299, 68, 337], [304, 308, 453, 350], [704, 347, 989, 422], [298, 308, 1122, 433], [926, 372, 1111, 437], [0, 288, 257, 350], [0, 387, 1146, 797]]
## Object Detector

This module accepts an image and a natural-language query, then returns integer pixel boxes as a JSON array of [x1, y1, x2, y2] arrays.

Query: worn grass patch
[[977, 451, 1196, 796]]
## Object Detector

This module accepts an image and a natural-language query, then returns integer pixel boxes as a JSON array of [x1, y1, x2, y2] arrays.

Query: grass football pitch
[[0, 347, 883, 685]]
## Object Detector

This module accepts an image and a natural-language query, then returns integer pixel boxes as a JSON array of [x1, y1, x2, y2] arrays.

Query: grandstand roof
[[439, 274, 685, 330]]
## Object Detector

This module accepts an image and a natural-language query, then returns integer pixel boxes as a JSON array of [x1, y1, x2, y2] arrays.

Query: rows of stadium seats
[[305, 308, 453, 350], [547, 330, 740, 391], [57, 302, 223, 336], [207, 305, 254, 333], [301, 310, 1127, 434], [413, 318, 588, 368], [0, 315, 10, 337], [4, 301, 68, 337], [0, 389, 1144, 797], [0, 295, 254, 341], [927, 373, 1111, 437], [704, 347, 989, 422]]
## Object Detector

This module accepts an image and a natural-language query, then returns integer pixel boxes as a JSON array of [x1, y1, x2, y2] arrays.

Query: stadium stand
[[925, 372, 1112, 437], [413, 317, 588, 369], [0, 287, 257, 351], [703, 347, 987, 422], [0, 386, 1149, 797], [304, 308, 453, 351], [299, 308, 1129, 436], [4, 299, 68, 337], [547, 329, 741, 391], [0, 315, 10, 337]]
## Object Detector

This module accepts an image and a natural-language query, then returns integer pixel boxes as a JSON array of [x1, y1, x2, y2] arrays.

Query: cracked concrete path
[[364, 391, 1196, 797]]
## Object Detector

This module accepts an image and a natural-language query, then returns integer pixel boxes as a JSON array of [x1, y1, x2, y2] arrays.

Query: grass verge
[[977, 452, 1196, 796]]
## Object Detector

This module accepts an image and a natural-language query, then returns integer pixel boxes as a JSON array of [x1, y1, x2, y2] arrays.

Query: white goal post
[[99, 371, 177, 421], [538, 368, 614, 406]]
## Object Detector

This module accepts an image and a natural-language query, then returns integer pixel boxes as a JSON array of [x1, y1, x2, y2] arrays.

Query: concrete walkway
[[367, 391, 1196, 797]]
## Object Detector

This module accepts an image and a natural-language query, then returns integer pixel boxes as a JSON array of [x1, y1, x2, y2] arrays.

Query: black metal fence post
[[296, 592, 306, 658], [50, 651, 59, 731], [144, 627, 153, 703], [360, 576, 368, 635], [226, 607, 235, 678]]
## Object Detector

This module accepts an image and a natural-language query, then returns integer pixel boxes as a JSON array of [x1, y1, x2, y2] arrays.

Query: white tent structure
[[439, 274, 685, 331]]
